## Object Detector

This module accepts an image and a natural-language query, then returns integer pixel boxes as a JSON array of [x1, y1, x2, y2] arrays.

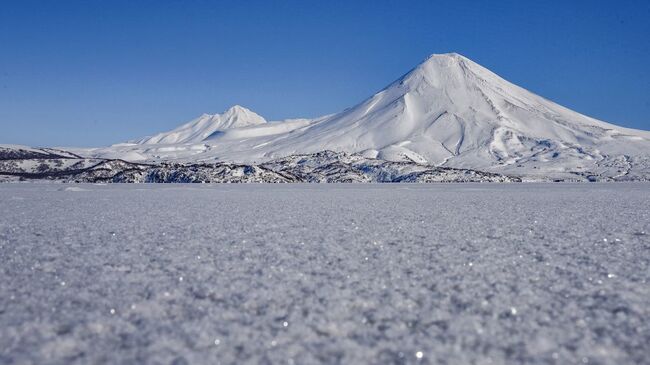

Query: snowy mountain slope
[[137, 105, 268, 145], [58, 53, 650, 180], [232, 53, 650, 176], [0, 149, 520, 183], [0, 144, 83, 160]]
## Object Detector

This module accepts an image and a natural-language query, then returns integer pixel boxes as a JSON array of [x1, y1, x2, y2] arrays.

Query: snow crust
[[1, 183, 649, 364]]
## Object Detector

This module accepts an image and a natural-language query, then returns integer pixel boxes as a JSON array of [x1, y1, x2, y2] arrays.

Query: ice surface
[[0, 184, 649, 364]]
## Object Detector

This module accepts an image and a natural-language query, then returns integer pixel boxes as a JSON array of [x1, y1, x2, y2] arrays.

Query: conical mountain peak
[[224, 104, 253, 115], [217, 105, 267, 129], [137, 105, 266, 145], [424, 52, 467, 62], [400, 52, 489, 87]]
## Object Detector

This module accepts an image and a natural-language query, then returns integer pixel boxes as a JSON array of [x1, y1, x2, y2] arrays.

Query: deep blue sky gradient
[[1, 0, 649, 146]]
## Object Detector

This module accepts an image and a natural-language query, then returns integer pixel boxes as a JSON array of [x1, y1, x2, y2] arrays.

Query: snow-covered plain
[[1, 184, 649, 364]]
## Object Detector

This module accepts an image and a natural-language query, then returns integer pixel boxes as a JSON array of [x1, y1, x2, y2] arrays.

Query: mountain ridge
[[137, 105, 267, 145], [6, 53, 650, 181]]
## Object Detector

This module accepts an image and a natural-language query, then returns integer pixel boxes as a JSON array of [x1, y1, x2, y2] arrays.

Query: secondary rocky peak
[[218, 105, 266, 127], [137, 105, 266, 145]]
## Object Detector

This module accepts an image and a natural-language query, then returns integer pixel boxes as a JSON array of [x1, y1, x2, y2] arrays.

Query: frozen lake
[[1, 183, 649, 364]]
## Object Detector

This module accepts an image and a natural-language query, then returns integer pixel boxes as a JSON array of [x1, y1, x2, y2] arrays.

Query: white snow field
[[1, 184, 649, 364]]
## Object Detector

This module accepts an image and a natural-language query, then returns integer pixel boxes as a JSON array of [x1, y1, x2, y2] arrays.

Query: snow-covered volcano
[[137, 105, 267, 145], [78, 53, 650, 179]]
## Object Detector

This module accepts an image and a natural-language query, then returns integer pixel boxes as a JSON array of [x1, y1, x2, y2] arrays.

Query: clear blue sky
[[1, 0, 649, 147]]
